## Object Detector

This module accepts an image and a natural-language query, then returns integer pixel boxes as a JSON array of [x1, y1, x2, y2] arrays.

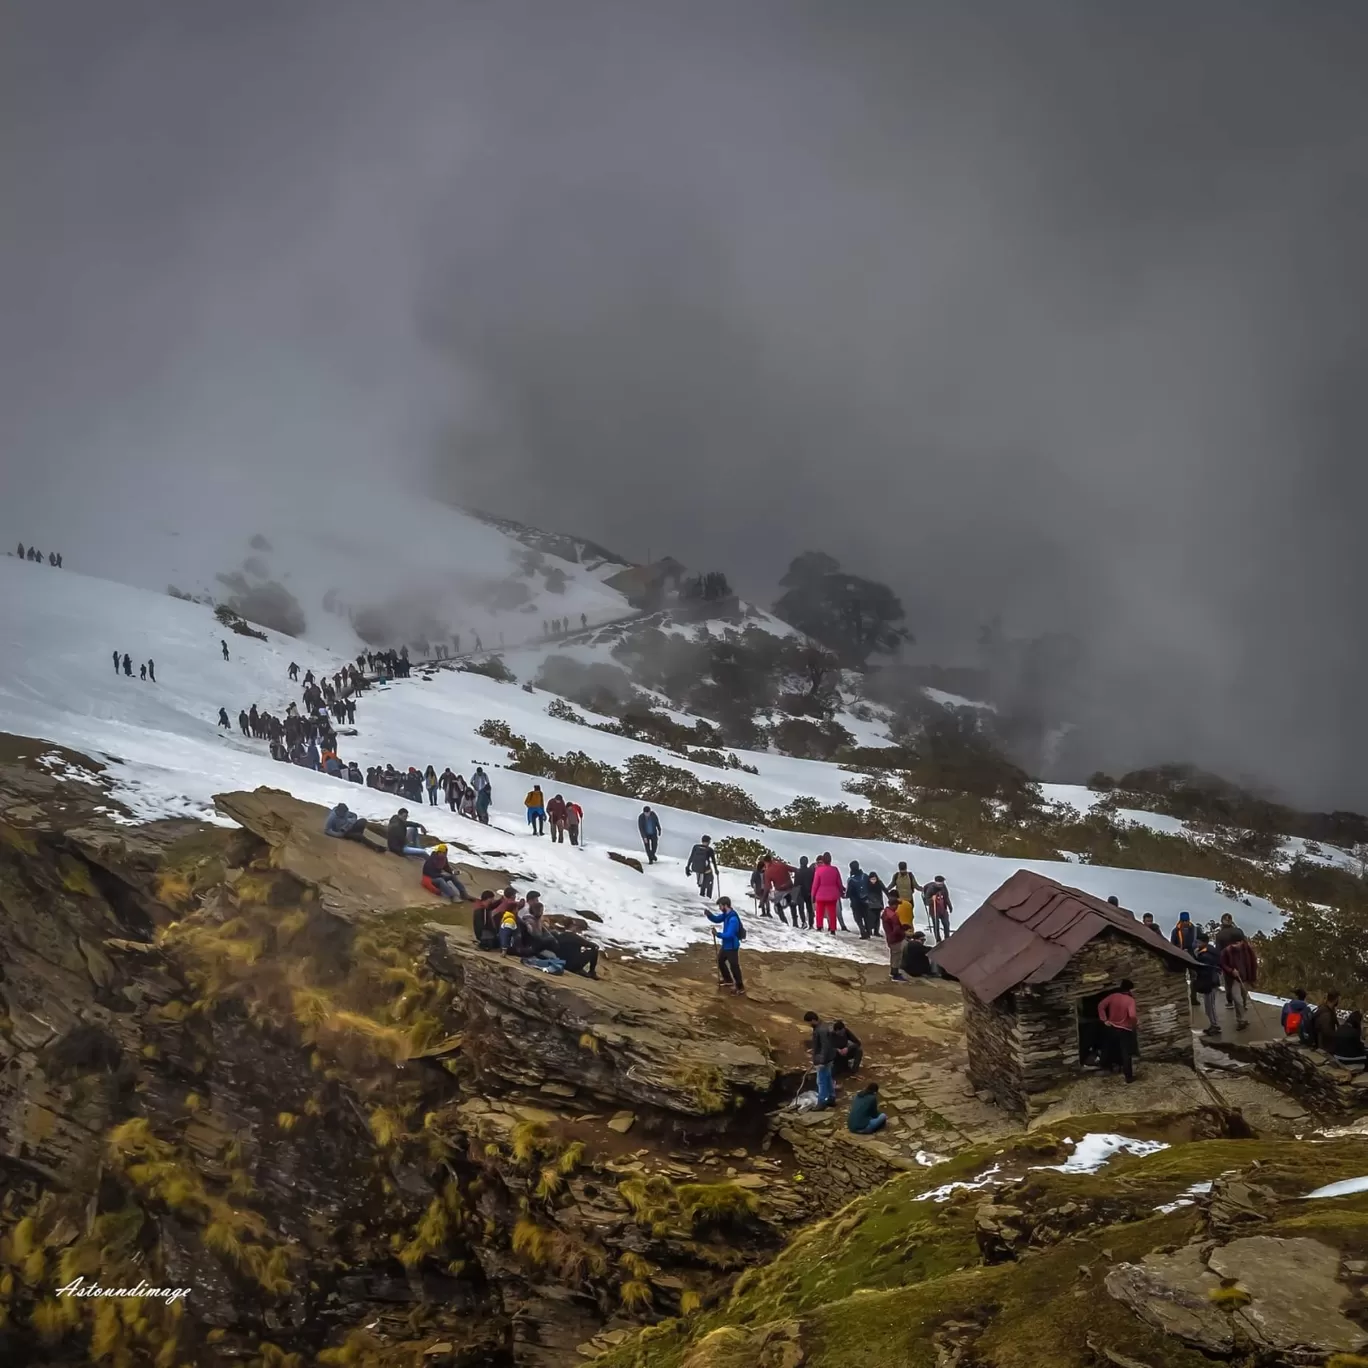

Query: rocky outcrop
[[427, 927, 776, 1122], [214, 786, 506, 923], [1248, 1037, 1368, 1114], [1107, 1235, 1368, 1360]]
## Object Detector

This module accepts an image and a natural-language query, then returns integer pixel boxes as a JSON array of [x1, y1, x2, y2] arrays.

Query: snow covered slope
[[0, 557, 1289, 963], [19, 494, 635, 657]]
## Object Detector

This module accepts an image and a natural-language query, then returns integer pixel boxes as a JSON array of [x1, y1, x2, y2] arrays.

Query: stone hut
[[931, 871, 1197, 1114]]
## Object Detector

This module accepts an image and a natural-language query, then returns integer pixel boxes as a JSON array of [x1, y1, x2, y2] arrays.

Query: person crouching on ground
[[706, 896, 745, 995], [421, 845, 468, 901], [847, 1082, 887, 1134]]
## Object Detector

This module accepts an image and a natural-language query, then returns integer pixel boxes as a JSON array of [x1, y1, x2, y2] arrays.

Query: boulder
[[1104, 1245, 1233, 1354], [214, 788, 506, 923], [1207, 1235, 1368, 1358], [608, 851, 644, 873]]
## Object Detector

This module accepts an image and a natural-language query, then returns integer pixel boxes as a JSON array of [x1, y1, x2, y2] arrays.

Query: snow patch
[[1030, 1133, 1169, 1174], [1305, 1175, 1368, 1200]]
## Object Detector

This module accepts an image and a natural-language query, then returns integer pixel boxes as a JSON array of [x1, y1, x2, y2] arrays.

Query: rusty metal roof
[[929, 869, 1197, 1003]]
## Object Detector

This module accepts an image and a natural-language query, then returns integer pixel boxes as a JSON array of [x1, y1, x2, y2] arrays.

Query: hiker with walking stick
[[706, 896, 746, 995]]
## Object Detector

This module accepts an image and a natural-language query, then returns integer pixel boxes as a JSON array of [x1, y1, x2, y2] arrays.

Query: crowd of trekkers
[[521, 786, 584, 845], [13, 543, 63, 566]]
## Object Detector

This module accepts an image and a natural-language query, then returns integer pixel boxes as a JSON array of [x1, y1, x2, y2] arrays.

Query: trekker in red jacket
[[763, 856, 797, 926], [880, 892, 908, 982], [1097, 980, 1138, 1082], [1219, 932, 1258, 1032], [547, 794, 569, 843]]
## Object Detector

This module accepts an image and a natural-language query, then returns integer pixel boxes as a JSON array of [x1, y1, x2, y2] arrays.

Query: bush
[[475, 719, 518, 747], [621, 756, 764, 824], [460, 656, 517, 684], [713, 837, 772, 870], [214, 604, 268, 641], [545, 698, 586, 725], [771, 716, 855, 761]]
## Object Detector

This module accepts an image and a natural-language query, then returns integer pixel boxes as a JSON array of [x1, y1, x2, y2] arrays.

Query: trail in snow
[[0, 559, 1290, 962]]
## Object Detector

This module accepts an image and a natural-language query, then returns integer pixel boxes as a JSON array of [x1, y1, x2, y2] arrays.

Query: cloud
[[3, 1, 1367, 804]]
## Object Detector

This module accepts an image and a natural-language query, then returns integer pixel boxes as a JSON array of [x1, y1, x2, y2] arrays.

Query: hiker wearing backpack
[[706, 896, 745, 995], [927, 876, 953, 943], [686, 835, 719, 897], [524, 786, 547, 836], [1280, 987, 1311, 1039]]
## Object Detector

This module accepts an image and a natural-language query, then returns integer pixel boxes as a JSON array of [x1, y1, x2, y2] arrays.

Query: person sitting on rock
[[1332, 1010, 1367, 1067], [420, 845, 468, 901], [901, 930, 933, 978], [386, 808, 428, 857], [549, 928, 600, 978], [1307, 995, 1340, 1045], [847, 1082, 887, 1135], [323, 802, 368, 841], [515, 892, 565, 972], [471, 891, 503, 950]]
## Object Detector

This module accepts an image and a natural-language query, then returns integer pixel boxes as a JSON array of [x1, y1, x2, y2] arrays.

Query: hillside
[[0, 556, 1291, 954]]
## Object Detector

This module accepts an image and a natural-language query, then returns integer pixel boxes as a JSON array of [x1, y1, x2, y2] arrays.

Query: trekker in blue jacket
[[706, 896, 745, 995]]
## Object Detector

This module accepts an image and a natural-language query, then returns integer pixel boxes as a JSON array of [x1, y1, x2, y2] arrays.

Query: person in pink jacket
[[810, 853, 844, 934]]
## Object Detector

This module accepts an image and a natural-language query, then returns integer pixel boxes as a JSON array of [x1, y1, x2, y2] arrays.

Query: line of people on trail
[[540, 615, 588, 637], [112, 652, 155, 681], [365, 764, 494, 824], [14, 544, 63, 566], [522, 786, 584, 845]]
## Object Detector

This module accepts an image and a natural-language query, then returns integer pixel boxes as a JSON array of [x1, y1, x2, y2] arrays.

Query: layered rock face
[[0, 768, 819, 1367]]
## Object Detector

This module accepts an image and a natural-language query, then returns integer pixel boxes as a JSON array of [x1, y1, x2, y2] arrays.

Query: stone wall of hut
[[963, 929, 1193, 1114]]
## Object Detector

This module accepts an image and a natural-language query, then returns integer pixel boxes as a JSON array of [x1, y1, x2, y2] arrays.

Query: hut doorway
[[1077, 989, 1112, 1066]]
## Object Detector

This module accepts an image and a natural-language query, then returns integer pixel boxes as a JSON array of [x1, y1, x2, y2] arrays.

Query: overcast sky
[[3, 1, 1367, 806]]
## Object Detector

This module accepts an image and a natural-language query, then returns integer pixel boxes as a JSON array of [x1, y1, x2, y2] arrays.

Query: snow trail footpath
[[0, 558, 1287, 961]]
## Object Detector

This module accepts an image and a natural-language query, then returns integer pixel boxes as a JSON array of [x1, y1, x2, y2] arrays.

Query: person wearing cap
[[421, 844, 468, 901]]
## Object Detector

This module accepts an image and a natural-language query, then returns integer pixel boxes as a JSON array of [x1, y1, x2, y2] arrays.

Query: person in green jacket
[[847, 1082, 886, 1134]]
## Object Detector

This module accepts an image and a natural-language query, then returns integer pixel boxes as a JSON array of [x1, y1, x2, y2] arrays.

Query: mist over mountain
[[3, 2, 1367, 805]]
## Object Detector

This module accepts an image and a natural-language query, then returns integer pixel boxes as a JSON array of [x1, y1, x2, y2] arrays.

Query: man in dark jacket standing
[[686, 836, 719, 896], [794, 857, 816, 929], [637, 806, 662, 863], [1192, 934, 1223, 1036], [846, 862, 872, 939], [1219, 931, 1257, 1032]]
